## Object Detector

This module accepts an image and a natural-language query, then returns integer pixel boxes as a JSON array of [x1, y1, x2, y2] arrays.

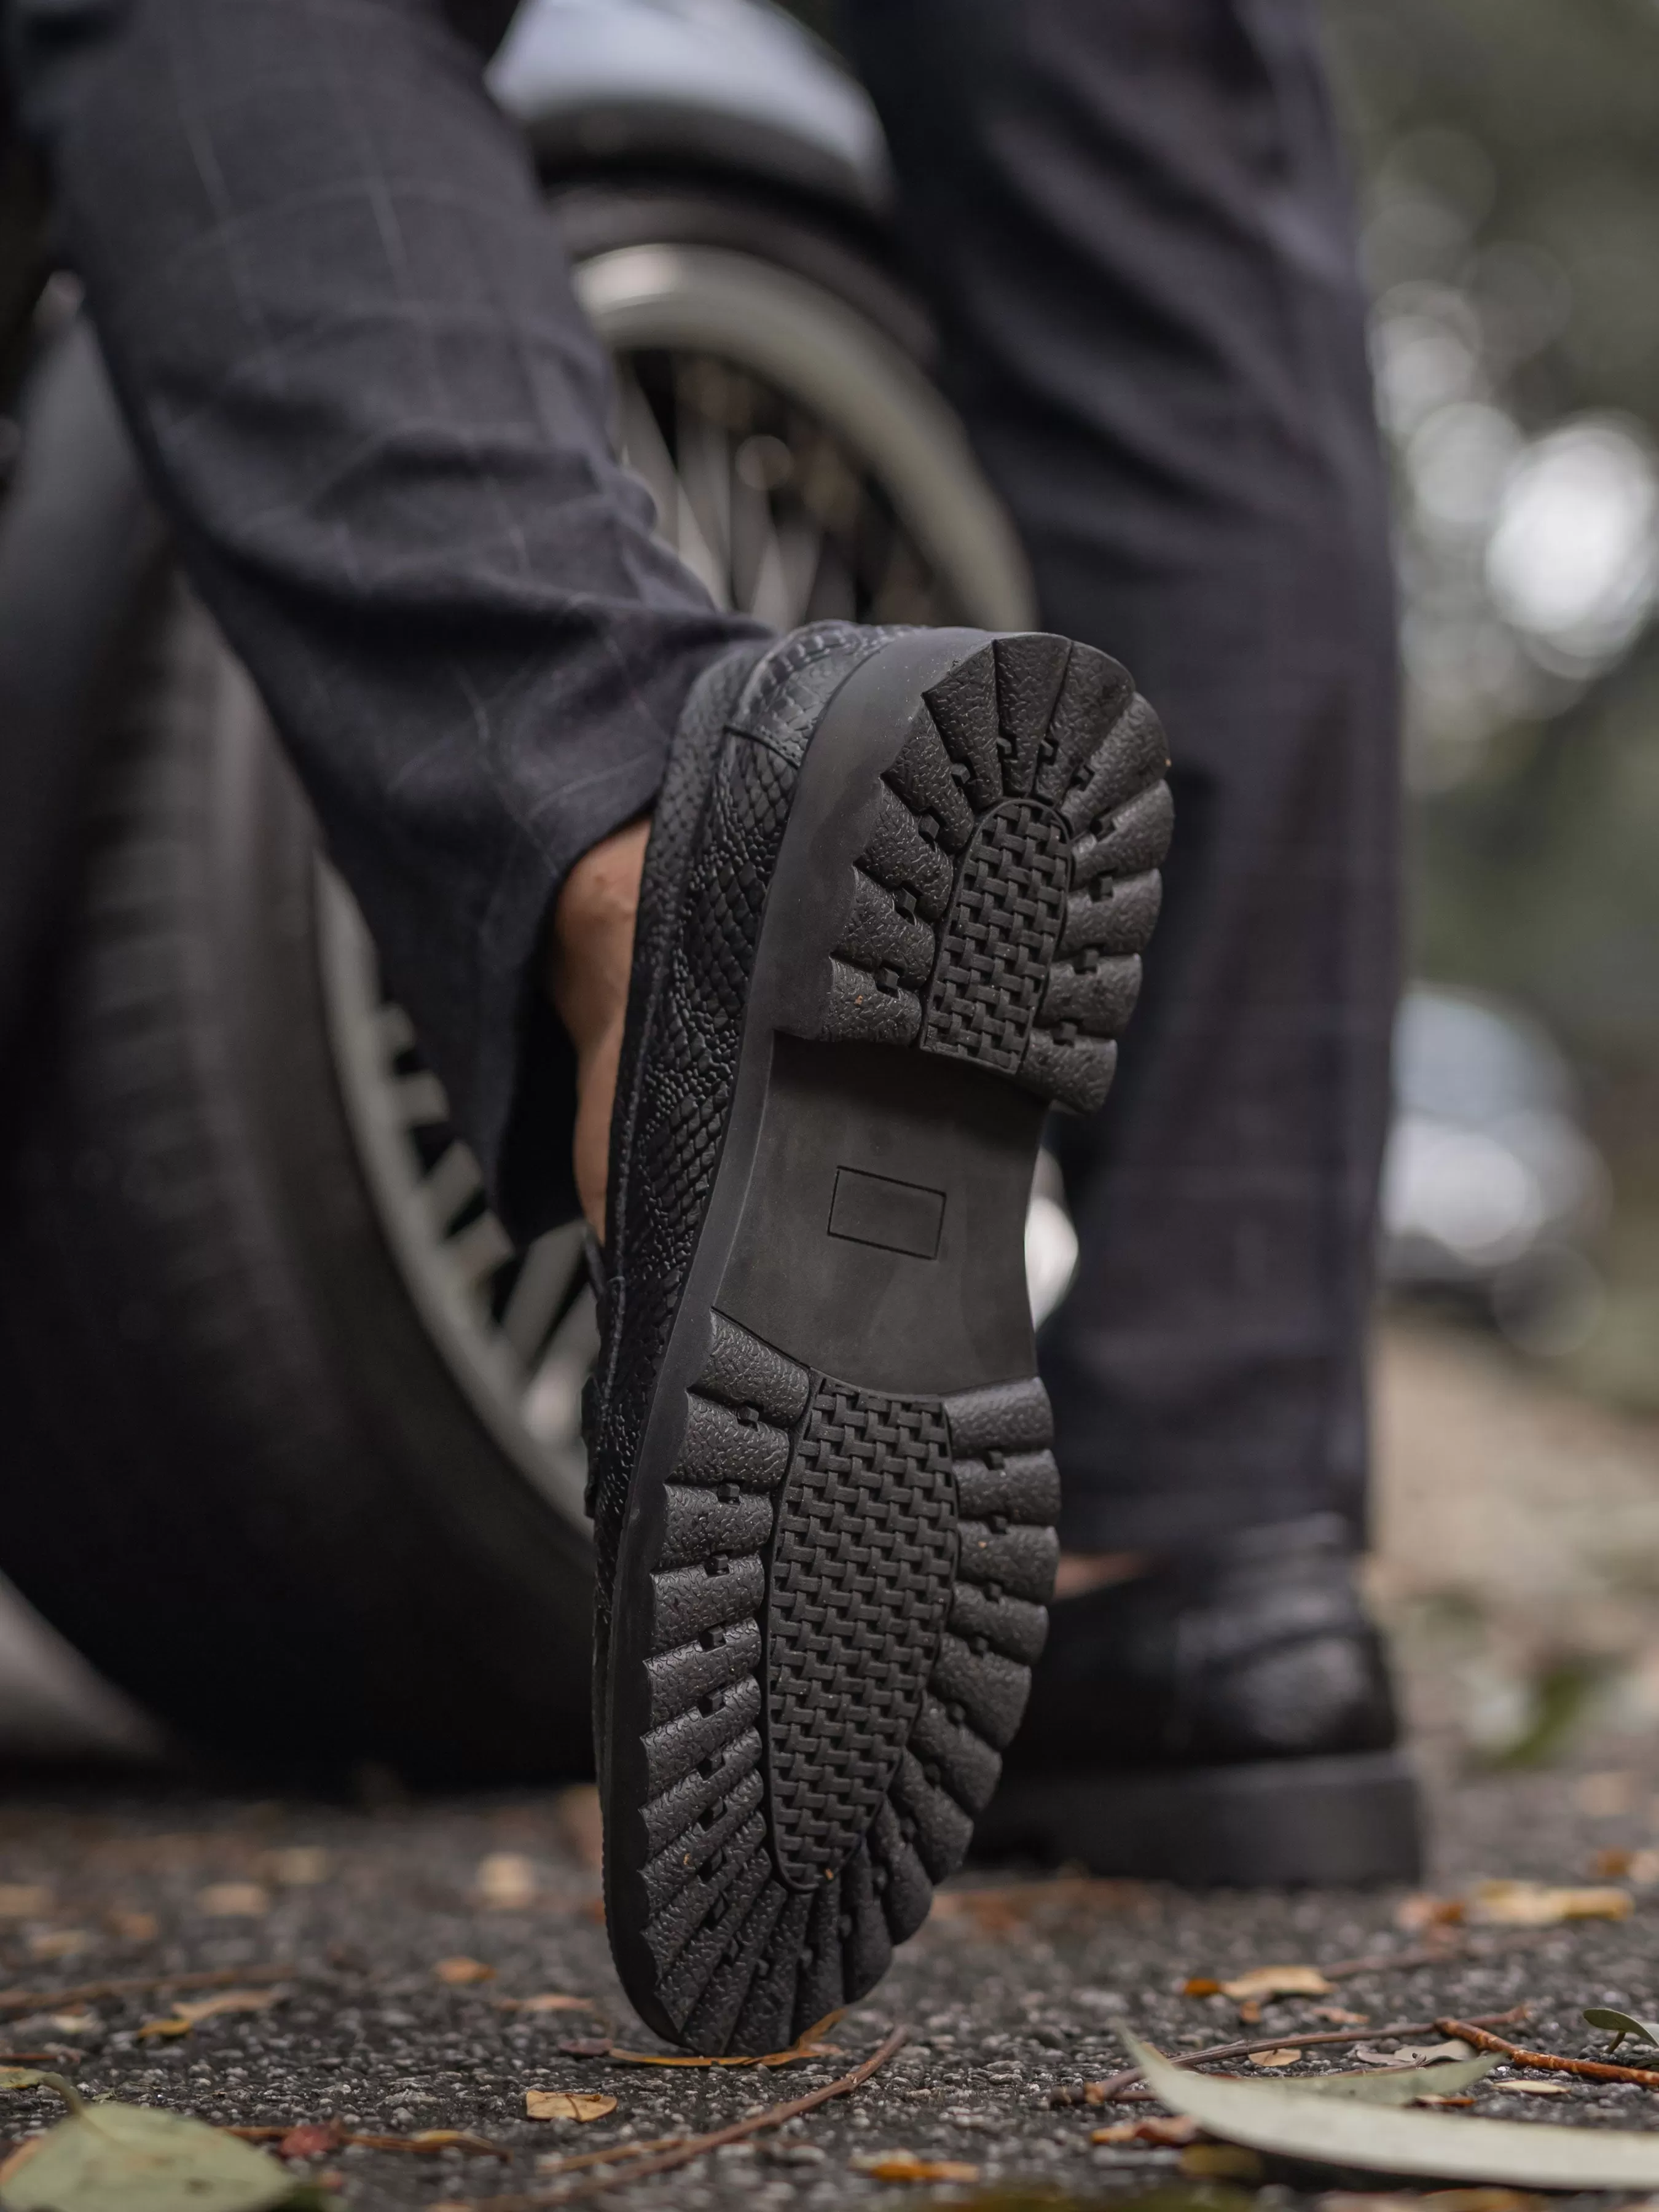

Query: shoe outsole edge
[[595, 626, 1170, 2053]]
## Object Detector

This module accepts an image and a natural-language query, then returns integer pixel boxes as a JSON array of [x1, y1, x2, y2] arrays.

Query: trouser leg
[[843, 0, 1399, 1551], [7, 0, 764, 1237]]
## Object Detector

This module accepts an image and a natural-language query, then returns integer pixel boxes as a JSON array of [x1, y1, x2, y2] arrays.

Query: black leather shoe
[[583, 620, 1170, 2051], [975, 1515, 1424, 1886]]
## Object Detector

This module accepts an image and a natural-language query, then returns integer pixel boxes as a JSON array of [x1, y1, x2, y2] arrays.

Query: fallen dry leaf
[[1220, 1964, 1332, 2002], [195, 1884, 270, 1920], [851, 2151, 981, 2183], [1312, 2008, 1371, 2026], [525, 2091, 616, 2124], [1278, 2057, 1497, 2107], [0, 2082, 294, 2212], [1352, 2042, 1475, 2070], [1586, 2007, 1659, 2052], [1469, 1880, 1630, 1928], [1183, 1977, 1222, 1998], [1494, 2081, 1574, 2098], [45, 2012, 98, 2036], [406, 2131, 507, 2157], [276, 2122, 342, 2157], [1250, 2049, 1304, 2069], [433, 1957, 496, 1986], [1319, 2195, 1424, 2212], [137, 1990, 286, 2040], [1396, 1893, 1466, 1934], [27, 1933, 88, 1963], [1577, 1771, 1636, 1819], [1131, 2031, 1659, 2190], [1182, 2143, 1268, 2182], [1092, 2115, 1199, 2146], [476, 1853, 538, 1909], [0, 1888, 52, 1921], [1322, 2197, 1545, 2212], [496, 1994, 597, 2016], [232, 2117, 508, 2162], [106, 1912, 157, 1943], [259, 1848, 329, 1888], [345, 2128, 508, 2159], [1239, 2001, 1265, 2025], [1422, 2195, 1549, 2212]]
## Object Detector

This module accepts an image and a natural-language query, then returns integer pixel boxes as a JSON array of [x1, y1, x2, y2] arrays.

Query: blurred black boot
[[975, 1515, 1422, 1885]]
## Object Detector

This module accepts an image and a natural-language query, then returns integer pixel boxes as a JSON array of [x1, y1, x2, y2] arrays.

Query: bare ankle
[[1053, 1551, 1151, 1599], [547, 817, 650, 1241]]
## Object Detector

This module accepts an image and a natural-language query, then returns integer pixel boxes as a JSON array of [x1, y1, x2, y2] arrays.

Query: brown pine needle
[[0, 1965, 295, 2017], [1073, 2006, 1532, 2104], [437, 2023, 910, 2211], [519, 2133, 691, 2180], [226, 2121, 509, 2160], [1438, 2016, 1659, 2090], [576, 2007, 847, 2069]]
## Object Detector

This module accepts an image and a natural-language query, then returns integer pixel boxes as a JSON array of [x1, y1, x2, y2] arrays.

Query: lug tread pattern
[[766, 1381, 957, 1886], [597, 629, 1164, 2058], [627, 1320, 1059, 2053], [818, 635, 1169, 1115]]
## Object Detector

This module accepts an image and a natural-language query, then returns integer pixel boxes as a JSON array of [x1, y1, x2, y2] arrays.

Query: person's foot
[[582, 621, 1170, 2053], [548, 815, 652, 1241], [976, 1514, 1424, 1885]]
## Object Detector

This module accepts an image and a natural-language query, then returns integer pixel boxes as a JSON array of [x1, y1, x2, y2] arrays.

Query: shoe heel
[[817, 633, 1172, 1113], [976, 1746, 1426, 1888]]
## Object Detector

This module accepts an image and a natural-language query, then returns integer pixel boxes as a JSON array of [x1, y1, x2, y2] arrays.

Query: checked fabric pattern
[[920, 799, 1071, 1070], [766, 1382, 958, 1888]]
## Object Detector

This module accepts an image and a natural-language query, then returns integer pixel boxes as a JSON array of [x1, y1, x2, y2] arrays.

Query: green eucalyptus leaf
[[1285, 2053, 1499, 2104], [0, 2076, 45, 2098], [1584, 2007, 1659, 2052], [1124, 2030, 1659, 2189], [0, 2101, 293, 2212]]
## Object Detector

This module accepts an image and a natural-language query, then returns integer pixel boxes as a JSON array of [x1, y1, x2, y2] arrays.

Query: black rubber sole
[[601, 627, 1169, 2053], [975, 1747, 1424, 1888]]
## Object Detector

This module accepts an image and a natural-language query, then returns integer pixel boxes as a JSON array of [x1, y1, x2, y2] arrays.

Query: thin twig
[[1071, 2006, 1532, 2105], [225, 2121, 510, 2160], [442, 2024, 910, 2211], [568, 2007, 847, 2070], [0, 1965, 295, 2017], [1320, 1928, 1568, 1982], [1438, 2017, 1659, 2090], [514, 2135, 689, 2181], [1321, 1944, 1470, 1980]]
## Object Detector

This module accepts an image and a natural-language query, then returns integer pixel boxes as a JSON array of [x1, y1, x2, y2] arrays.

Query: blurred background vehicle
[[1322, 0, 1659, 1416], [1382, 984, 1608, 1355]]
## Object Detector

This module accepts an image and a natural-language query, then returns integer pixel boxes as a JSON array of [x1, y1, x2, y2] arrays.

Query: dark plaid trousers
[[7, 0, 1399, 1554]]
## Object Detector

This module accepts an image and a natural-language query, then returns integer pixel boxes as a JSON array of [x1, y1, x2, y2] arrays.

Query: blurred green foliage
[[785, 0, 1659, 1392], [1324, 0, 1659, 1397]]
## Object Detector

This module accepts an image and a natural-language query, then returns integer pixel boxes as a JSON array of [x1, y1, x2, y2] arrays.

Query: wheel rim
[[316, 241, 1037, 1530]]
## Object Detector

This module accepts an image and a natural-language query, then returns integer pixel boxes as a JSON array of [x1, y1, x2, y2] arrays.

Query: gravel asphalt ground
[[4, 1733, 1659, 2208], [4, 1322, 1659, 2210]]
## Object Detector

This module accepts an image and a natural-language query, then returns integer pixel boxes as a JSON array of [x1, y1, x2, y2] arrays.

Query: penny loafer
[[976, 1514, 1424, 1886], [583, 619, 1171, 2050]]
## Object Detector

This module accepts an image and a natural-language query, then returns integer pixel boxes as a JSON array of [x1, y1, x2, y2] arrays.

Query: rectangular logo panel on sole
[[827, 1167, 946, 1260]]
